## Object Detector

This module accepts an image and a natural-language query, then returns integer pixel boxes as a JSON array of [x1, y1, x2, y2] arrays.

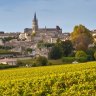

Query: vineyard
[[0, 62, 96, 96]]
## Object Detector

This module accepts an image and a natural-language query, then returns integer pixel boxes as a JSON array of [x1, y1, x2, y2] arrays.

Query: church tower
[[32, 13, 38, 34]]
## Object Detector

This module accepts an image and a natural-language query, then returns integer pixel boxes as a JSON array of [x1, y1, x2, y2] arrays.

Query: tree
[[86, 49, 95, 61], [48, 45, 62, 59], [70, 25, 93, 51], [94, 51, 96, 60], [2, 37, 17, 43], [44, 43, 55, 48], [88, 43, 96, 52], [26, 48, 33, 54], [60, 40, 73, 57], [56, 38, 61, 44], [37, 40, 44, 49]]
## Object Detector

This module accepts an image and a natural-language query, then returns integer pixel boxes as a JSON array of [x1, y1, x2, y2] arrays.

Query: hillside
[[0, 62, 96, 96]]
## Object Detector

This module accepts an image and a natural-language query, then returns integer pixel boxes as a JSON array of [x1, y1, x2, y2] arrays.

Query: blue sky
[[0, 0, 95, 32]]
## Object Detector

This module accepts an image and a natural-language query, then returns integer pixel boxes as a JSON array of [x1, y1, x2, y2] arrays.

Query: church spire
[[34, 12, 37, 21], [32, 12, 38, 34]]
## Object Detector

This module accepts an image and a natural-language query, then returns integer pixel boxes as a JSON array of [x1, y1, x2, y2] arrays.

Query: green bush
[[0, 64, 18, 69], [35, 56, 48, 66], [17, 60, 26, 66], [62, 57, 75, 63], [75, 51, 87, 62], [48, 62, 52, 65], [87, 55, 95, 61], [76, 57, 87, 62], [17, 56, 48, 67], [17, 59, 36, 67]]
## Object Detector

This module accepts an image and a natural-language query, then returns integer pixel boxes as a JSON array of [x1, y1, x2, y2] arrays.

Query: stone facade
[[17, 13, 71, 57], [19, 13, 63, 43], [0, 32, 20, 39]]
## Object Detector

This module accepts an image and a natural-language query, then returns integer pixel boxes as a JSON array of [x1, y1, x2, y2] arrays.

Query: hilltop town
[[0, 13, 96, 60]]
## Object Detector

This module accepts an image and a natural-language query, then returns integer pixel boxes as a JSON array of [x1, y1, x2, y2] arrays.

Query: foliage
[[37, 41, 55, 49], [60, 40, 73, 56], [2, 37, 17, 43], [18, 59, 64, 66], [0, 64, 18, 69], [17, 56, 48, 67], [68, 51, 75, 57], [0, 49, 17, 54], [76, 57, 87, 62], [94, 51, 96, 60], [49, 59, 63, 65], [37, 40, 44, 49], [17, 59, 35, 67], [75, 50, 87, 62], [88, 43, 96, 52], [48, 40, 73, 59], [86, 49, 95, 61], [62, 57, 75, 63], [75, 50, 87, 58], [44, 43, 55, 48], [56, 38, 61, 44], [0, 49, 11, 54], [26, 48, 33, 53], [48, 45, 62, 59], [35, 56, 48, 66], [0, 45, 13, 50], [0, 49, 20, 56], [17, 60, 26, 66], [70, 25, 93, 51], [0, 62, 96, 95]]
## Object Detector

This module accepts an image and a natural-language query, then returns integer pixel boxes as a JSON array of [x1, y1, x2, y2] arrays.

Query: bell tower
[[32, 12, 38, 34]]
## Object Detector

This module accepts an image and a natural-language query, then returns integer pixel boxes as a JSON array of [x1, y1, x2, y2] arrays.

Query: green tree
[[26, 48, 33, 54], [48, 45, 62, 59], [86, 49, 95, 61], [60, 40, 73, 57], [56, 38, 61, 44], [44, 43, 54, 48], [70, 25, 93, 51], [88, 43, 96, 52], [2, 37, 16, 43], [37, 40, 44, 49]]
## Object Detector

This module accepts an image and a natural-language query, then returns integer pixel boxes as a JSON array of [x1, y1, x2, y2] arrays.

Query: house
[[0, 39, 4, 46], [0, 32, 20, 39], [0, 58, 17, 65]]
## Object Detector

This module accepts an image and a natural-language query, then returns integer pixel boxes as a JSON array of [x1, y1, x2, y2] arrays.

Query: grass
[[49, 59, 63, 65], [17, 58, 64, 66]]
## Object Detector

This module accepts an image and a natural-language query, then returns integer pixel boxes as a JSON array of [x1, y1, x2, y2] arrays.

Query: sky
[[0, 0, 95, 32]]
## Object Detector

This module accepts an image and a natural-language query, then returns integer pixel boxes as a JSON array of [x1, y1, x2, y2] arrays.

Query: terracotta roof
[[0, 58, 17, 62]]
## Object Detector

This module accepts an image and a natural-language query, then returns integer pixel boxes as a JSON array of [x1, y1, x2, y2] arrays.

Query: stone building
[[19, 13, 62, 43], [18, 13, 71, 57], [0, 32, 20, 39]]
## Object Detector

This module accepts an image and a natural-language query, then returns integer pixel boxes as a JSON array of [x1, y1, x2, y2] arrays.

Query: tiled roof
[[0, 58, 17, 62]]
